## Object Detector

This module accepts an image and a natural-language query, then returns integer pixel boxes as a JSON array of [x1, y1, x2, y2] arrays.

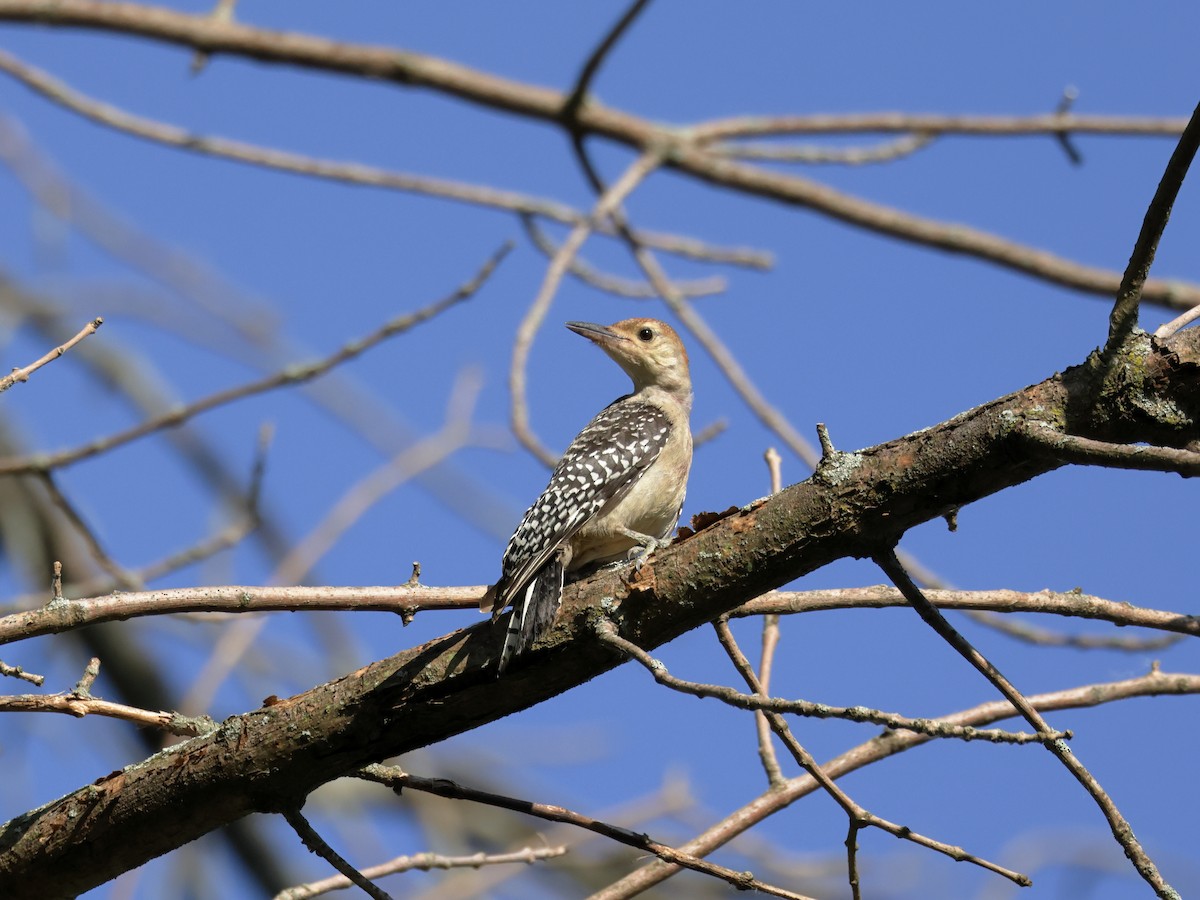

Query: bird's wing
[[491, 399, 673, 611]]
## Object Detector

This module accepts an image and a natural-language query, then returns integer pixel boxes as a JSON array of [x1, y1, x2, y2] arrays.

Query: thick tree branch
[[2, 323, 1199, 896]]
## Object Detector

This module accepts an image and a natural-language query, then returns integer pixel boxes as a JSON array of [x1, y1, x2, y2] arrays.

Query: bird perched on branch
[[481, 318, 694, 673]]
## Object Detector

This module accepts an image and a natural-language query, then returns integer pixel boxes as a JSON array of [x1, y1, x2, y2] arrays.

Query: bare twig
[[0, 660, 44, 685], [755, 447, 785, 785], [0, 690, 215, 736], [0, 584, 482, 645], [707, 620, 1030, 888], [874, 548, 1177, 898], [960, 609, 1181, 651], [138, 424, 269, 581], [710, 133, 935, 165], [6, 581, 1193, 649], [1019, 423, 1200, 476], [732, 585, 1200, 639], [594, 665, 1200, 898], [1108, 99, 1200, 348], [1154, 299, 1200, 339], [597, 619, 1059, 744], [72, 656, 100, 694], [690, 111, 1190, 142], [0, 316, 102, 393], [359, 764, 815, 900], [0, 244, 510, 477], [274, 846, 568, 900], [282, 807, 393, 900]]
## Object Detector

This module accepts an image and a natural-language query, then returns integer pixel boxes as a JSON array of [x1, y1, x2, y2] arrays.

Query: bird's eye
[[637, 327, 655, 342]]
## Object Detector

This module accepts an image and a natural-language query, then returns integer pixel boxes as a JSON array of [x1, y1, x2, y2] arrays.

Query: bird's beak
[[566, 321, 629, 346]]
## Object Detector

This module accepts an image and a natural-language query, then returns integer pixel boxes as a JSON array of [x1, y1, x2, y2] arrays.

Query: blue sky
[[1, 3, 1198, 898]]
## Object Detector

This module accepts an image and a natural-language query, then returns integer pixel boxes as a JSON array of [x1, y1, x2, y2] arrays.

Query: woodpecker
[[482, 318, 693, 672]]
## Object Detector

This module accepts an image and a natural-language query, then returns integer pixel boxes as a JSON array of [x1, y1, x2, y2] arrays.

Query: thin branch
[[138, 424, 268, 581], [874, 548, 1177, 899], [1108, 99, 1200, 347], [1019, 423, 1200, 476], [274, 846, 568, 900], [519, 214, 726, 299], [358, 765, 815, 900], [0, 316, 102, 392], [663, 140, 1200, 312], [596, 620, 1059, 745], [281, 808, 393, 900], [958, 609, 1182, 652], [0, 584, 482, 645], [6, 580, 1194, 649], [706, 620, 1030, 888], [0, 243, 510, 477], [690, 111, 1191, 142], [1154, 299, 1200, 339], [0, 660, 44, 685], [731, 586, 1200, 639], [593, 666, 1200, 899], [3, 5, 1195, 309], [0, 691, 215, 736], [710, 133, 935, 165]]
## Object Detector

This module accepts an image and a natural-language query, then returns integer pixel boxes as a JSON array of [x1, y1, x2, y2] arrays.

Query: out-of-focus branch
[[569, 144, 821, 467], [690, 111, 1190, 142], [0, 244, 510, 478], [0, 50, 769, 271], [0, 2, 1193, 307], [519, 214, 726, 299], [709, 133, 935, 165], [274, 846, 568, 900], [271, 369, 495, 586]]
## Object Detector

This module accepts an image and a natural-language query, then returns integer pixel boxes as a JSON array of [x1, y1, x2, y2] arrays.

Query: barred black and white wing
[[488, 399, 673, 668]]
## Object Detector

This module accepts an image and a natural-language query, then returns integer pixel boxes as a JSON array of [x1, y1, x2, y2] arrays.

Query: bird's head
[[566, 318, 691, 403]]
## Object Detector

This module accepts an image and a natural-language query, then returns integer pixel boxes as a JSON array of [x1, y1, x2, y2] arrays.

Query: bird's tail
[[498, 555, 564, 673]]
